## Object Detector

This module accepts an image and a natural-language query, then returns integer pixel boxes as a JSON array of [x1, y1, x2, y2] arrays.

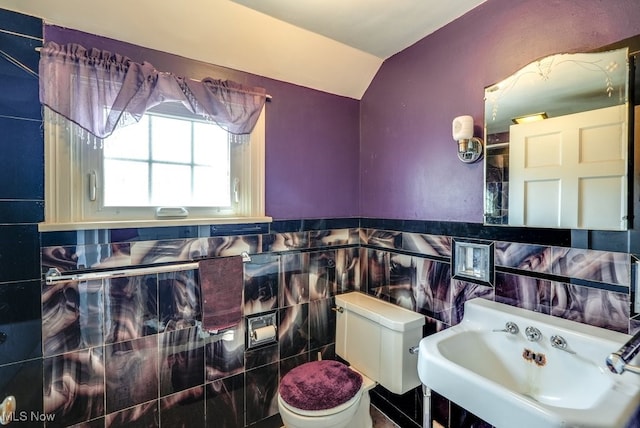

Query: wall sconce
[[452, 115, 483, 163]]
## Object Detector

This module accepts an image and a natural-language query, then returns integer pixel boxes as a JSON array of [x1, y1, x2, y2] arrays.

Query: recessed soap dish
[[452, 239, 494, 286]]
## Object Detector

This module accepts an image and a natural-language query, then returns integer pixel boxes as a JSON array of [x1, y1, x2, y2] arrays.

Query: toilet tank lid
[[335, 292, 425, 332]]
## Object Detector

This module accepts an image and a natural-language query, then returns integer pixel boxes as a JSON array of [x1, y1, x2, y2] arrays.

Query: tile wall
[[30, 219, 638, 428], [37, 224, 360, 427]]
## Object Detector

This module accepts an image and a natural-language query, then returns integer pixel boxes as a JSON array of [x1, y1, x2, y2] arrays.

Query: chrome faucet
[[606, 330, 640, 375]]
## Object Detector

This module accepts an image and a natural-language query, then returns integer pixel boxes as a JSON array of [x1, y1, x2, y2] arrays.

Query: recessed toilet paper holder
[[247, 311, 278, 349]]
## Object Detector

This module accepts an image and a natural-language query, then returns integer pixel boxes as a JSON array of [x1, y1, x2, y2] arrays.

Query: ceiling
[[0, 0, 486, 99]]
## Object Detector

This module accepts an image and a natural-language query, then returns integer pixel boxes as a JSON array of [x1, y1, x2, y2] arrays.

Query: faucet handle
[[550, 335, 575, 354], [525, 326, 542, 342], [493, 321, 519, 334]]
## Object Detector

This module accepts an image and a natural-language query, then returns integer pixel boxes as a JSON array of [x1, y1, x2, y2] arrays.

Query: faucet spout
[[606, 330, 640, 374]]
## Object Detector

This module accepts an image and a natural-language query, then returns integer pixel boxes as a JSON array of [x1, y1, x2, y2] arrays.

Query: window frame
[[40, 107, 269, 232]]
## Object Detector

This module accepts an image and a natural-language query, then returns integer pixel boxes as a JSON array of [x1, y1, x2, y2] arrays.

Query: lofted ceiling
[[0, 0, 486, 99]]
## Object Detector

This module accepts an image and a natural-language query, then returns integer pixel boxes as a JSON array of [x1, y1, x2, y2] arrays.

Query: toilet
[[277, 292, 425, 428]]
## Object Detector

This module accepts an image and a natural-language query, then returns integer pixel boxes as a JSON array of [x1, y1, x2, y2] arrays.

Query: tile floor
[[371, 405, 401, 428]]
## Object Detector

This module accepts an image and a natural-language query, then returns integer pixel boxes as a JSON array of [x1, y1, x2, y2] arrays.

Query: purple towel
[[199, 256, 244, 332]]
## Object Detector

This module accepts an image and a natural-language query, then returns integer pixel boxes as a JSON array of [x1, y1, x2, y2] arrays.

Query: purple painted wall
[[360, 0, 640, 222], [45, 26, 360, 221]]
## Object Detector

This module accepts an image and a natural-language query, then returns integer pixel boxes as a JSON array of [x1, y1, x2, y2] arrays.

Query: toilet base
[[278, 390, 372, 428]]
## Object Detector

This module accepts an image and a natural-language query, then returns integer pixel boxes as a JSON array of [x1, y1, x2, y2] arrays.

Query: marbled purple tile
[[424, 315, 447, 337], [205, 323, 245, 382], [550, 282, 629, 333], [160, 326, 205, 397], [104, 335, 158, 413], [387, 253, 414, 309], [245, 362, 279, 426], [494, 241, 551, 273], [348, 228, 360, 246], [449, 280, 495, 326], [430, 390, 450, 428], [159, 386, 205, 428], [158, 270, 200, 332], [43, 348, 105, 427], [262, 232, 309, 252], [206, 372, 244, 428], [279, 353, 310, 380], [105, 275, 157, 344], [362, 229, 401, 249], [105, 401, 158, 428], [71, 417, 105, 427], [365, 249, 390, 295], [412, 257, 452, 324], [550, 247, 630, 286], [92, 243, 133, 270], [42, 242, 132, 273], [244, 255, 279, 316], [308, 250, 337, 301], [42, 279, 104, 356], [495, 272, 552, 314], [280, 252, 309, 308], [130, 238, 207, 265], [278, 304, 309, 360], [402, 233, 452, 257], [245, 342, 278, 371], [335, 247, 360, 294], [309, 297, 335, 351], [207, 236, 258, 258], [359, 228, 369, 246], [309, 229, 350, 248]]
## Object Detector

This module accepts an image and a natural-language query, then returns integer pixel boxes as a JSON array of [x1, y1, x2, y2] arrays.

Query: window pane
[[194, 122, 229, 167], [104, 116, 149, 160], [103, 159, 149, 206], [151, 116, 191, 163], [100, 111, 245, 211], [151, 164, 191, 206], [194, 166, 230, 206]]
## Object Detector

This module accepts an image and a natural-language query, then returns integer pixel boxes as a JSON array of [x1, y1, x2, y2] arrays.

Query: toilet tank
[[334, 292, 425, 395]]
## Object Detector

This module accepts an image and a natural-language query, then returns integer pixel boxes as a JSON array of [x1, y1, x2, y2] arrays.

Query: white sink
[[418, 298, 640, 428]]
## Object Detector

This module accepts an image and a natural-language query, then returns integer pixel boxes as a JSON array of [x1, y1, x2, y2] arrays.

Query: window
[[42, 105, 267, 230], [39, 41, 269, 231]]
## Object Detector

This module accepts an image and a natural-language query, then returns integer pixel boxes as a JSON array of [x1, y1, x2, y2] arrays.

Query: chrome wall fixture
[[452, 115, 483, 163]]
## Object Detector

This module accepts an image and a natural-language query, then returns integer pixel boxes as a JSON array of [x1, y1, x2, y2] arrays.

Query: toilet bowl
[[278, 361, 375, 428], [276, 292, 425, 428]]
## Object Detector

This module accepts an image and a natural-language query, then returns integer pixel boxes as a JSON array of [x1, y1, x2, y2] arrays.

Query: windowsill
[[38, 216, 273, 232]]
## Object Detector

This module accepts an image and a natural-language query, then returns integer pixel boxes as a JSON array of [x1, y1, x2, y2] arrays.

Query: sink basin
[[418, 298, 640, 428]]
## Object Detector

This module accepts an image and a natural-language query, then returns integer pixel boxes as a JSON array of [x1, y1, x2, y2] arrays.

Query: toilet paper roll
[[252, 325, 276, 342]]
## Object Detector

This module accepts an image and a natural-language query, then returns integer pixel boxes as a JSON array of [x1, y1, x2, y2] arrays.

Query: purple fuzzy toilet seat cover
[[279, 360, 363, 411]]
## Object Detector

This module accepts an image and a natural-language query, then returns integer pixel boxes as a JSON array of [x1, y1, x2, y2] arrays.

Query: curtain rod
[[0, 28, 43, 42], [45, 252, 251, 284], [34, 46, 272, 100]]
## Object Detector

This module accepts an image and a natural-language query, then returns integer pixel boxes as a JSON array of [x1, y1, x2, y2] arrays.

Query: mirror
[[484, 47, 630, 230]]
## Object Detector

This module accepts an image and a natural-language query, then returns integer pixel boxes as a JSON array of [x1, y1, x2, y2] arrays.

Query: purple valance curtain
[[38, 41, 267, 139]]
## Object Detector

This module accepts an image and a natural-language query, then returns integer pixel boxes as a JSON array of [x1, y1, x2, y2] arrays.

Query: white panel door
[[509, 104, 627, 230]]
